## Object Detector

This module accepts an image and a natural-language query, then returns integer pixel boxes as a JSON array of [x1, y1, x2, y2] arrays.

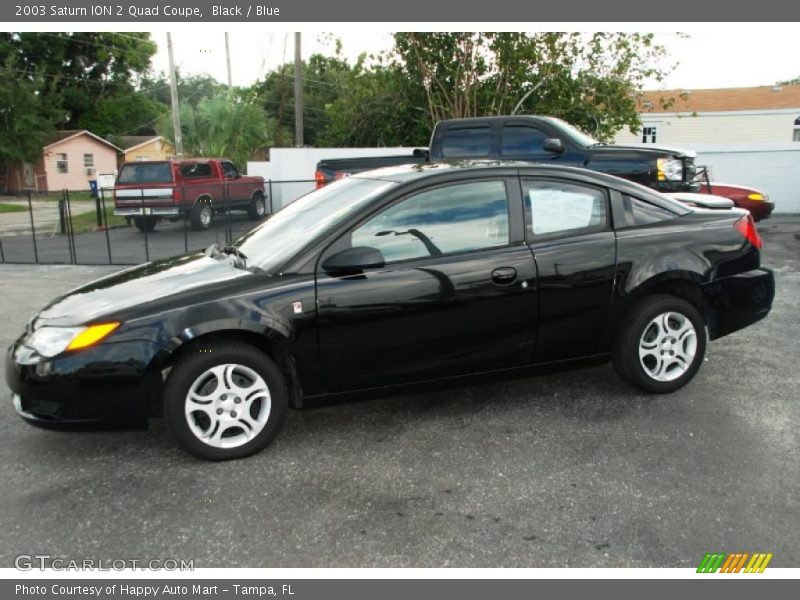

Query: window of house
[[56, 153, 68, 174], [641, 126, 658, 144], [793, 116, 800, 142], [83, 153, 94, 168]]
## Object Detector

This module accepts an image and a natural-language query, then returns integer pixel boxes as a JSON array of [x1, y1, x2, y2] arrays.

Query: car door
[[315, 177, 539, 392], [521, 178, 617, 362], [220, 160, 248, 202]]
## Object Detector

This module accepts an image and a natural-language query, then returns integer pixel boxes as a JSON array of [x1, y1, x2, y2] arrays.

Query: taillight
[[314, 170, 327, 189], [172, 187, 182, 203], [734, 214, 762, 249]]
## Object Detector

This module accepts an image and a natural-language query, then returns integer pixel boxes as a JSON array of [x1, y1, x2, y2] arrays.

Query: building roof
[[637, 84, 800, 114], [43, 130, 122, 152], [115, 135, 164, 152]]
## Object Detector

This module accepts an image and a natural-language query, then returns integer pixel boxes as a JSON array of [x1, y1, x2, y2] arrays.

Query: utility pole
[[294, 32, 303, 147], [166, 32, 183, 157], [224, 32, 233, 93]]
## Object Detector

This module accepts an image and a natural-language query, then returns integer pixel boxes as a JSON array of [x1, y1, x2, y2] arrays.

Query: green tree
[[158, 91, 273, 168], [0, 36, 64, 167], [392, 32, 673, 141], [320, 55, 430, 147], [0, 32, 158, 137], [252, 53, 352, 147]]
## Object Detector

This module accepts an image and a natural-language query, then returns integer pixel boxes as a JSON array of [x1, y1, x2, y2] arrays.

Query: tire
[[133, 216, 157, 232], [163, 341, 289, 460], [248, 193, 267, 220], [190, 200, 214, 230], [612, 294, 707, 394]]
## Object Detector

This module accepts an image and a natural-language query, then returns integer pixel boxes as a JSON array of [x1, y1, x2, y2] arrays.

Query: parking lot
[[0, 216, 798, 568]]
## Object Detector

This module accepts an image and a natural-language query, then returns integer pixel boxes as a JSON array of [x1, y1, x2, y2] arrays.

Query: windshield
[[117, 162, 173, 184], [543, 117, 600, 147], [235, 177, 396, 272]]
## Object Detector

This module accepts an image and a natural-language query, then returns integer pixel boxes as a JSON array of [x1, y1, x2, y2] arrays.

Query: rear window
[[180, 162, 213, 178], [441, 127, 491, 158], [621, 194, 677, 227], [117, 163, 172, 184]]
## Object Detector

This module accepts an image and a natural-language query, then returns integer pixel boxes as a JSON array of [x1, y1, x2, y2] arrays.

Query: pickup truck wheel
[[191, 201, 213, 230], [248, 193, 267, 220], [612, 294, 707, 394], [133, 216, 157, 232], [163, 341, 288, 460]]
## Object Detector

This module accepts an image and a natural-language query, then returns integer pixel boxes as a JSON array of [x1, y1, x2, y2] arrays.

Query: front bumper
[[6, 339, 164, 427], [703, 267, 775, 340]]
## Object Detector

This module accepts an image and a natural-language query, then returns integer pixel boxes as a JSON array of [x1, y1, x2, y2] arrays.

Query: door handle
[[491, 266, 517, 284]]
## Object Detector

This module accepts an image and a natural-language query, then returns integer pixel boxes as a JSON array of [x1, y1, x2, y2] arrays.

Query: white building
[[614, 84, 800, 145], [613, 85, 800, 214]]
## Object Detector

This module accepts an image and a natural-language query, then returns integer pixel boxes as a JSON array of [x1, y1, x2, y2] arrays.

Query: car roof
[[351, 161, 690, 214]]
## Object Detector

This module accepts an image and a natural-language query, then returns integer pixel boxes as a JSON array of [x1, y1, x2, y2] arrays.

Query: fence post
[[100, 188, 112, 265], [268, 180, 274, 215], [0, 236, 5, 263], [58, 195, 66, 235], [224, 181, 231, 244], [182, 183, 188, 254], [26, 191, 39, 264], [141, 189, 149, 263], [95, 194, 102, 227], [66, 189, 77, 264]]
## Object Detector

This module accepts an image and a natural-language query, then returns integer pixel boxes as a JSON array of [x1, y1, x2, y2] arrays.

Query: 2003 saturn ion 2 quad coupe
[[6, 163, 775, 460]]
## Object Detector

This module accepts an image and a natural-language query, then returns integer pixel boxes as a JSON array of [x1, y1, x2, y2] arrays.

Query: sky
[[150, 27, 800, 91]]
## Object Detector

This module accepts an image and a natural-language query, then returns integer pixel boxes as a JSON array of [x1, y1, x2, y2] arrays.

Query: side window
[[221, 162, 239, 178], [524, 180, 608, 238], [351, 180, 510, 263], [180, 162, 213, 178], [500, 126, 548, 156], [620, 194, 677, 227], [441, 127, 492, 158]]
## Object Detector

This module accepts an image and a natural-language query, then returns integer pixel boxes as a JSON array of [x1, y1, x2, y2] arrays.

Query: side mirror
[[543, 138, 566, 155], [322, 246, 385, 273]]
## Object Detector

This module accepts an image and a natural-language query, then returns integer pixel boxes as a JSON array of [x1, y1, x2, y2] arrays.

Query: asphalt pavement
[[0, 217, 798, 568]]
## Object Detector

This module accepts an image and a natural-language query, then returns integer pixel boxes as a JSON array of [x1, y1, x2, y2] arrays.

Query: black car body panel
[[6, 163, 773, 427]]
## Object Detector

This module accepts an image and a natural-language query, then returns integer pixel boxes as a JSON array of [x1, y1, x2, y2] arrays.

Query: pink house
[[40, 130, 121, 192]]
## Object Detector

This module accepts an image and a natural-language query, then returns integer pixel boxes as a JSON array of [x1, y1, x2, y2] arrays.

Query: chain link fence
[[0, 180, 315, 266]]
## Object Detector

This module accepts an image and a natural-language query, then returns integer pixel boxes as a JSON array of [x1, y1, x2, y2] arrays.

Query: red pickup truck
[[114, 158, 267, 231]]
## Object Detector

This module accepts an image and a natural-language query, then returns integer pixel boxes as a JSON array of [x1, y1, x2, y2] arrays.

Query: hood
[[591, 144, 696, 159], [35, 252, 252, 327]]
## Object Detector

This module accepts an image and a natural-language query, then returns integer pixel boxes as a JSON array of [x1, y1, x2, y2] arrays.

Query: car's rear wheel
[[612, 294, 706, 393], [133, 216, 157, 232], [163, 341, 288, 460], [190, 200, 214, 230], [248, 192, 267, 220]]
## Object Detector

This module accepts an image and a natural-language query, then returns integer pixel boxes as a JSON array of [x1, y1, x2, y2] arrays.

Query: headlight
[[747, 193, 766, 201], [26, 323, 120, 357], [657, 158, 684, 181]]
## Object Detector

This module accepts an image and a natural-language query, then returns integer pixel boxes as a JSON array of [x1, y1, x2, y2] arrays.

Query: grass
[[0, 202, 27, 213], [66, 205, 129, 234]]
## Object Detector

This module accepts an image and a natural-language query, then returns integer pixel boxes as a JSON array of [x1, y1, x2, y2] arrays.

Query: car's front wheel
[[612, 294, 707, 393], [163, 341, 288, 460]]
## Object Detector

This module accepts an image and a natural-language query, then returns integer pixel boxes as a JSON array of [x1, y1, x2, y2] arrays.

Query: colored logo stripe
[[697, 552, 773, 573]]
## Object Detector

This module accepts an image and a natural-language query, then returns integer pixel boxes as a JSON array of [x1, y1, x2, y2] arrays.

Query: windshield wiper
[[205, 243, 250, 269]]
